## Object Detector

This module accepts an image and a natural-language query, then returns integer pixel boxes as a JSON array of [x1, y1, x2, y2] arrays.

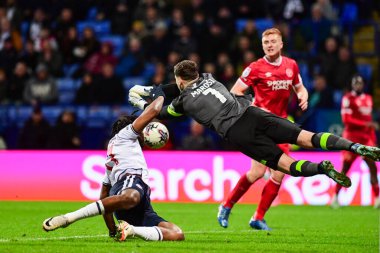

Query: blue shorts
[[109, 174, 166, 226]]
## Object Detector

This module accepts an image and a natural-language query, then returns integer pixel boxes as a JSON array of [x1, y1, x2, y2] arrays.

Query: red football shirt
[[239, 56, 302, 118], [341, 91, 375, 138]]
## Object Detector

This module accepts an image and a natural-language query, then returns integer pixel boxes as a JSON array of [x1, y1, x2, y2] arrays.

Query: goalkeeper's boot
[[330, 194, 340, 209], [249, 219, 272, 231], [217, 205, 231, 228], [320, 161, 351, 188], [115, 221, 135, 241], [351, 144, 380, 161], [43, 215, 70, 231]]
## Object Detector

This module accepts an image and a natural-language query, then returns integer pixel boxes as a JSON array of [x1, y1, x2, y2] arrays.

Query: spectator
[[308, 74, 334, 109], [111, 2, 132, 35], [34, 26, 58, 53], [37, 40, 63, 76], [219, 63, 238, 90], [0, 134, 6, 149], [149, 62, 168, 85], [0, 68, 7, 104], [18, 39, 38, 71], [115, 38, 145, 78], [23, 63, 58, 105], [0, 18, 22, 52], [5, 0, 23, 31], [331, 46, 357, 92], [168, 8, 186, 40], [29, 8, 47, 41], [84, 41, 117, 76], [73, 27, 100, 63], [59, 26, 80, 65], [18, 106, 50, 149], [0, 37, 18, 77], [94, 63, 125, 104], [144, 21, 170, 63], [317, 0, 337, 21], [198, 23, 227, 62], [172, 25, 197, 59], [128, 20, 147, 42], [180, 120, 215, 150], [7, 61, 29, 103], [317, 37, 339, 82], [54, 8, 76, 41], [48, 110, 81, 149], [74, 72, 96, 104], [190, 11, 208, 42]]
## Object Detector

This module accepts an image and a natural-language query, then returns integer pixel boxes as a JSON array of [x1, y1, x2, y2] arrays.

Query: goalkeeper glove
[[149, 85, 166, 100], [128, 91, 147, 110], [129, 85, 153, 96]]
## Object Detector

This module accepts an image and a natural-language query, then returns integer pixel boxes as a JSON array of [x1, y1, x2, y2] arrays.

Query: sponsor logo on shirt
[[265, 72, 272, 77], [267, 80, 292, 90], [242, 67, 251, 79]]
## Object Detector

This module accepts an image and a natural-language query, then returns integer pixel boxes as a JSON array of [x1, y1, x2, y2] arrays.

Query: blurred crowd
[[0, 0, 378, 150]]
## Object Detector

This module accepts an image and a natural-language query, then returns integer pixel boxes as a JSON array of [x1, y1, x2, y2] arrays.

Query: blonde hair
[[262, 28, 282, 38]]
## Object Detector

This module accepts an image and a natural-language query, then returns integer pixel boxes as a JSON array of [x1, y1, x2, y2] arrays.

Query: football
[[143, 122, 169, 149]]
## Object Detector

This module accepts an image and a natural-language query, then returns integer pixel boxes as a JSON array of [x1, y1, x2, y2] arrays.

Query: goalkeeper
[[129, 60, 380, 188]]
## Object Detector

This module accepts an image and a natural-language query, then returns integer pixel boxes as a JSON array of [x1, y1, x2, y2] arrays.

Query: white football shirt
[[102, 124, 149, 186]]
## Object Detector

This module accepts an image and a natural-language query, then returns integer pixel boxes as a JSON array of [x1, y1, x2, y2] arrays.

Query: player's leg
[[250, 169, 284, 231], [331, 158, 354, 208], [43, 175, 142, 231], [217, 160, 266, 228], [364, 156, 380, 208], [157, 221, 185, 241]]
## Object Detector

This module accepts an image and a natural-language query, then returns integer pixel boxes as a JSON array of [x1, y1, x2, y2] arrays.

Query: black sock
[[311, 133, 353, 151], [290, 160, 321, 177]]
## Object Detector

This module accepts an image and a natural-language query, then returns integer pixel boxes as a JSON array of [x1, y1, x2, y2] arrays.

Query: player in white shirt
[[42, 95, 184, 241]]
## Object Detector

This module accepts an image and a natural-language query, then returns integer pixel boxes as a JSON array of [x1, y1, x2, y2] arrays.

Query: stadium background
[[0, 0, 379, 206]]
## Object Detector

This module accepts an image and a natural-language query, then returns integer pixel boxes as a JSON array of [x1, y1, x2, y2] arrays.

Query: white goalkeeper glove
[[129, 85, 153, 96], [128, 91, 148, 110]]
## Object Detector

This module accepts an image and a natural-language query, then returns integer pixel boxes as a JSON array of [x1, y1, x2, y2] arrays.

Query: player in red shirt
[[217, 28, 309, 230], [331, 75, 380, 208]]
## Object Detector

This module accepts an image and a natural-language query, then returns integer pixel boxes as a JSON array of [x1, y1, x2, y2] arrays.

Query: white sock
[[65, 200, 105, 223], [132, 226, 163, 241]]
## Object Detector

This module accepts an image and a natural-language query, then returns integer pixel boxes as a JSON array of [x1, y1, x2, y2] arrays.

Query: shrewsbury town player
[[331, 75, 380, 208], [219, 28, 309, 230], [129, 60, 380, 199], [43, 96, 184, 242]]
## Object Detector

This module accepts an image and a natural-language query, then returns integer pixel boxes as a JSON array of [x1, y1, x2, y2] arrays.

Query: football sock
[[311, 133, 353, 151], [289, 160, 323, 177], [132, 226, 163, 241], [65, 200, 105, 223], [254, 178, 281, 220], [335, 183, 343, 195], [372, 183, 379, 197], [223, 174, 252, 208]]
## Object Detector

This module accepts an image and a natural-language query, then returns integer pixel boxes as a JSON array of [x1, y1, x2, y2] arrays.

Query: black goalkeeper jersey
[[161, 73, 251, 137]]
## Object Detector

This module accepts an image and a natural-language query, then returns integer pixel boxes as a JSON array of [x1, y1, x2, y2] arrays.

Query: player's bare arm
[[132, 96, 164, 133], [230, 79, 249, 95], [99, 183, 116, 236], [293, 84, 308, 111]]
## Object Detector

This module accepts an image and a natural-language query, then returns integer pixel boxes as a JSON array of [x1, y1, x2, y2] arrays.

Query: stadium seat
[[9, 106, 33, 128], [62, 64, 80, 78], [77, 21, 111, 37], [340, 3, 358, 22], [254, 19, 275, 34], [99, 35, 126, 57], [357, 64, 372, 82], [142, 63, 156, 79], [86, 106, 111, 128], [111, 105, 137, 121], [235, 19, 248, 33], [57, 78, 79, 91], [42, 106, 64, 124], [298, 62, 311, 90], [123, 77, 147, 91]]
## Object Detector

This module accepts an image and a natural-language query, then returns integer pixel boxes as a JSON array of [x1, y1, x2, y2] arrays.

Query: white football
[[143, 122, 169, 149]]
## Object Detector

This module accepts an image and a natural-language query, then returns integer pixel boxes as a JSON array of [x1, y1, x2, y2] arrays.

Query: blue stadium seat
[[235, 19, 248, 33], [86, 106, 111, 128], [123, 77, 147, 91], [75, 106, 88, 126], [298, 62, 311, 90], [62, 64, 80, 78], [42, 106, 64, 124], [357, 64, 372, 82], [9, 106, 33, 128], [99, 35, 126, 57], [111, 105, 137, 121], [254, 19, 274, 34], [77, 21, 111, 37], [143, 63, 156, 79], [57, 78, 79, 91], [341, 3, 358, 22]]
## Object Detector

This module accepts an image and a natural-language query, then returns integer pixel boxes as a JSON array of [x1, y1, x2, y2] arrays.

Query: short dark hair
[[111, 115, 137, 137], [174, 60, 199, 81]]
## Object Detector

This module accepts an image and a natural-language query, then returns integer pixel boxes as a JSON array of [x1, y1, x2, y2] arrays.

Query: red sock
[[372, 183, 379, 197], [335, 183, 342, 195], [254, 178, 281, 220], [223, 174, 252, 208]]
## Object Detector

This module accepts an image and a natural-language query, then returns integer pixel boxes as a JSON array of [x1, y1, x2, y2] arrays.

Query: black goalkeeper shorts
[[226, 106, 302, 169]]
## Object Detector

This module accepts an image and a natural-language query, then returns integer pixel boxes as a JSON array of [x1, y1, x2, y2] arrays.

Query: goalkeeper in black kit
[[128, 60, 380, 188]]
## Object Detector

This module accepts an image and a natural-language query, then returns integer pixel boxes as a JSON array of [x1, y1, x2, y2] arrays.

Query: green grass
[[0, 202, 378, 253]]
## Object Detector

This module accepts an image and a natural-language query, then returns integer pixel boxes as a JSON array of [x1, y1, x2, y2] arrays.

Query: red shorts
[[342, 130, 377, 163], [278, 143, 290, 155]]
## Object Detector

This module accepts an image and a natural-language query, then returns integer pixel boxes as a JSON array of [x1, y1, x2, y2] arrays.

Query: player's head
[[174, 60, 199, 91], [262, 28, 283, 58], [111, 115, 137, 137], [351, 75, 364, 94]]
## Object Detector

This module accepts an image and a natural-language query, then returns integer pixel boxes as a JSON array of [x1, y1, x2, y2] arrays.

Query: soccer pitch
[[0, 202, 378, 253]]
